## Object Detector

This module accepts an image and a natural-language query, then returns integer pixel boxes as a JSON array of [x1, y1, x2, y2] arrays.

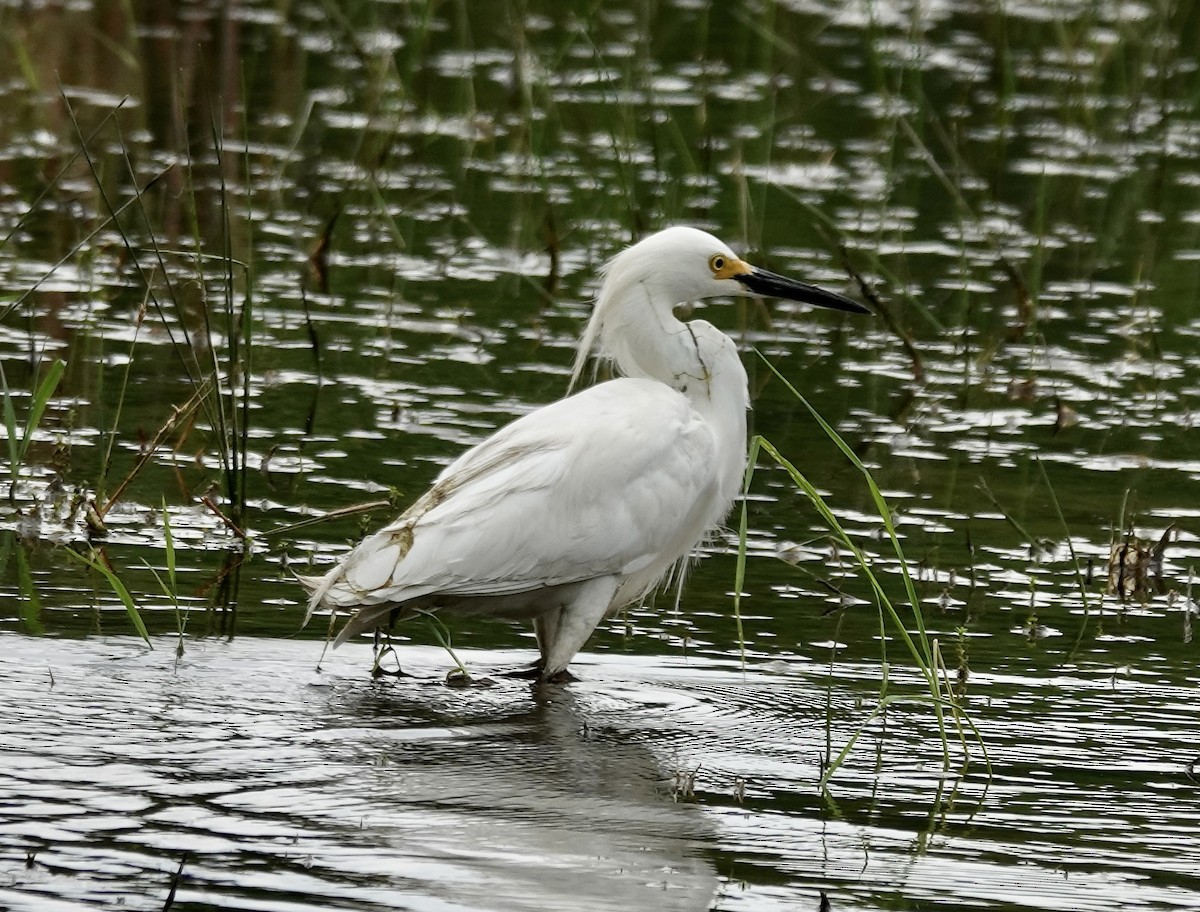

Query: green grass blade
[[1036, 456, 1094, 663], [744, 353, 975, 781], [817, 697, 889, 790], [99, 298, 146, 500], [419, 611, 470, 679], [1035, 456, 1090, 612], [758, 433, 955, 776], [977, 476, 1039, 546], [162, 498, 177, 593], [756, 435, 932, 675], [756, 352, 930, 655], [0, 362, 20, 481], [142, 562, 174, 602], [23, 359, 66, 453], [65, 548, 152, 646], [732, 435, 763, 671]]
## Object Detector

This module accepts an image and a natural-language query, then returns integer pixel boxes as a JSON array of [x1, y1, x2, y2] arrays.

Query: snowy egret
[[300, 226, 868, 681]]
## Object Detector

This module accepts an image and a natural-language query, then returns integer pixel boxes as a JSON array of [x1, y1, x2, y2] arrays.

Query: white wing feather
[[303, 377, 723, 621]]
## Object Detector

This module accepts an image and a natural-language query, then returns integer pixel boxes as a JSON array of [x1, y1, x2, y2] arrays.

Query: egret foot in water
[[502, 661, 544, 680], [299, 227, 868, 681], [502, 660, 579, 684], [368, 642, 410, 679]]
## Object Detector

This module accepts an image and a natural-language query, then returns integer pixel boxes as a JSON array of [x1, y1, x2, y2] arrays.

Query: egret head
[[571, 227, 869, 389], [621, 226, 871, 314], [595, 226, 870, 321]]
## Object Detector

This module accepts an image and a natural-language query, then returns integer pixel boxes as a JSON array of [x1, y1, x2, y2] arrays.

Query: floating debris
[[1107, 526, 1173, 600], [1053, 396, 1080, 433]]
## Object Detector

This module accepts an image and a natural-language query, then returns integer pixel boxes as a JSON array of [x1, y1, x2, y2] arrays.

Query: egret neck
[[573, 251, 751, 510]]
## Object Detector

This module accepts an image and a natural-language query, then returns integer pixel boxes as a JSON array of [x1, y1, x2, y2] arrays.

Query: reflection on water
[[0, 638, 717, 912], [2, 637, 1199, 911], [0, 0, 1199, 909]]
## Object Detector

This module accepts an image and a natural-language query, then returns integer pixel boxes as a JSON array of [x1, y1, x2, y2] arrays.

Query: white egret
[[300, 227, 868, 681]]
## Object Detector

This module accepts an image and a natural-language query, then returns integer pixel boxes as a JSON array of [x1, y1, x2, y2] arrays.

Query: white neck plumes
[[569, 228, 751, 508], [570, 227, 746, 397]]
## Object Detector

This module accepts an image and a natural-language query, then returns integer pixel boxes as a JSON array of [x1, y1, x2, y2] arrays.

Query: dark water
[[1, 1, 1199, 909]]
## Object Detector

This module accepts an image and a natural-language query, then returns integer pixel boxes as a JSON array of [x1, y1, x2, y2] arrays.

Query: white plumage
[[300, 226, 866, 680]]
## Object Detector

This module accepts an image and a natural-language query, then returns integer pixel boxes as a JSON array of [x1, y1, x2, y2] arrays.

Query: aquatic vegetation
[[420, 612, 473, 685], [63, 545, 151, 646], [738, 356, 986, 787], [1107, 526, 1172, 601], [142, 499, 187, 657], [0, 358, 64, 498]]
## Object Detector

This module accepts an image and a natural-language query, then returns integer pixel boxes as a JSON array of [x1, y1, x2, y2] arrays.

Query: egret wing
[[310, 378, 722, 613]]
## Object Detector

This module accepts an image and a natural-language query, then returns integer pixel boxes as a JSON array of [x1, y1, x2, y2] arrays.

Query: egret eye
[[708, 254, 726, 274]]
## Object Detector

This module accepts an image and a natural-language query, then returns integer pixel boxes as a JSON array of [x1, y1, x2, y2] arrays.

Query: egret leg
[[533, 611, 560, 668], [534, 576, 619, 680]]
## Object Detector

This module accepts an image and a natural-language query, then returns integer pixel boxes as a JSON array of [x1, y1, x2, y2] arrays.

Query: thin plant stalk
[[731, 435, 761, 670], [97, 380, 213, 518], [263, 499, 394, 539], [418, 610, 471, 681], [1036, 456, 1095, 663], [98, 293, 149, 502]]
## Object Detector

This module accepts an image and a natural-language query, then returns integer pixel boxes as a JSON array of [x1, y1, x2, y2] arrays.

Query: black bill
[[735, 267, 870, 315]]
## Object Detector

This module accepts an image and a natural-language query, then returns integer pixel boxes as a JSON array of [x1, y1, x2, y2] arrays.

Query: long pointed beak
[[734, 266, 870, 315]]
